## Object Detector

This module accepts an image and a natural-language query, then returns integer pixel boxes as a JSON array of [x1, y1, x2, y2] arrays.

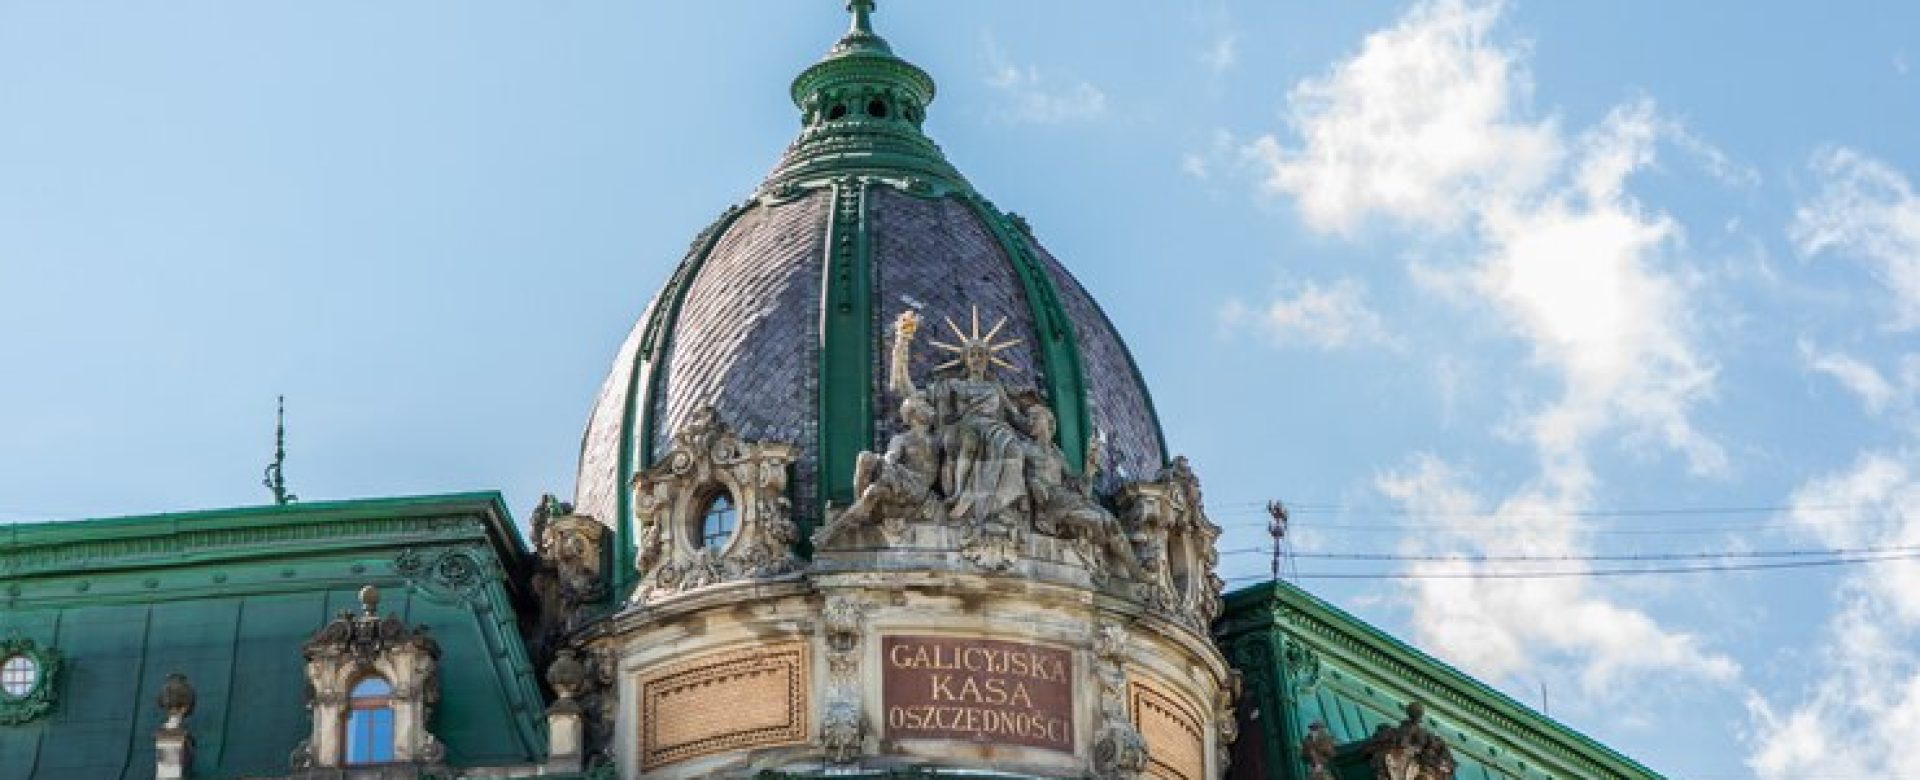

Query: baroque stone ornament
[[0, 634, 61, 725], [1302, 720, 1338, 780], [154, 672, 197, 780], [529, 494, 608, 656], [817, 595, 867, 763], [1117, 455, 1225, 633], [545, 648, 589, 773], [1215, 670, 1242, 775], [630, 406, 802, 601], [1363, 702, 1457, 780], [576, 644, 621, 773], [294, 585, 446, 774], [156, 671, 196, 728], [1089, 624, 1147, 780]]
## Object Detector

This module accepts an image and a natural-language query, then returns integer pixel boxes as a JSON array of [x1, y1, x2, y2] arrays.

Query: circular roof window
[[1, 654, 38, 698]]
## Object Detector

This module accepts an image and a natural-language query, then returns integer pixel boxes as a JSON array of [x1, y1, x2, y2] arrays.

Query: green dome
[[574, 2, 1166, 583]]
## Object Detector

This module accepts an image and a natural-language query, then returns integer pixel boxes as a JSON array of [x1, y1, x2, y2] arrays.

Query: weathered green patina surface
[[0, 493, 547, 780], [1216, 581, 1667, 780]]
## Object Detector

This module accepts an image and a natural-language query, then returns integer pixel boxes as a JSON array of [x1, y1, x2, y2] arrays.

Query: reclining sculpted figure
[[815, 393, 941, 546]]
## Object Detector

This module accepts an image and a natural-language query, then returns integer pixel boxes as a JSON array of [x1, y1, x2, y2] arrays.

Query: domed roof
[[573, 4, 1166, 567]]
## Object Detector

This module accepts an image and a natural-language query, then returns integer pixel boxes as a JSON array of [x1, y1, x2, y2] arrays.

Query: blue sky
[[2, 2, 1917, 777]]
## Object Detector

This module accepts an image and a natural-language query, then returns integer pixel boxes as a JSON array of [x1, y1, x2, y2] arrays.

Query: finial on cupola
[[848, 0, 876, 35], [262, 395, 298, 506]]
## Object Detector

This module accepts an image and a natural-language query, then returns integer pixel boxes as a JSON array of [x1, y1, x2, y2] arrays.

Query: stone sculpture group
[[815, 309, 1161, 585]]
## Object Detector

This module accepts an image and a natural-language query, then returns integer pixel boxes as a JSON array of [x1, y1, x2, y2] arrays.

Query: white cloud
[[1800, 340, 1898, 414], [1243, 0, 1559, 234], [1220, 277, 1393, 350], [1244, 0, 1727, 478], [1748, 452, 1920, 778], [1475, 100, 1723, 477], [982, 34, 1107, 125], [1749, 153, 1920, 777], [1786, 452, 1920, 621], [1665, 120, 1762, 190], [1791, 147, 1920, 329], [1200, 33, 1239, 74], [1379, 456, 1739, 694], [1180, 153, 1210, 181], [1241, 0, 1736, 694]]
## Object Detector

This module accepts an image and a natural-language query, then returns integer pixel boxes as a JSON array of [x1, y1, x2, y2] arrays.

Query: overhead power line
[[1209, 510, 1906, 536], [1222, 550, 1920, 582], [1209, 500, 1869, 518], [1215, 543, 1920, 563]]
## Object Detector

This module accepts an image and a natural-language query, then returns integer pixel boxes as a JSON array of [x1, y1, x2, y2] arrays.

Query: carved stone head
[[963, 343, 991, 379], [900, 394, 934, 428], [1027, 403, 1055, 443]]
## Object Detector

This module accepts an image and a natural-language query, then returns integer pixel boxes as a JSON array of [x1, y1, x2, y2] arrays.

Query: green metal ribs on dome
[[607, 3, 1149, 571], [766, 1, 967, 192]]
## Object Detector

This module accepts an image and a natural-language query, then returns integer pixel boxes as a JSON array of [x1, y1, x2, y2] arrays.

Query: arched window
[[700, 493, 736, 551], [345, 677, 396, 764]]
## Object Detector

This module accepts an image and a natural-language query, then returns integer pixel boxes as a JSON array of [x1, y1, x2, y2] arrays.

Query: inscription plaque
[[881, 635, 1075, 753]]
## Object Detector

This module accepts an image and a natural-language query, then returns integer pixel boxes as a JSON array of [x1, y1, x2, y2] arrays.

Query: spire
[[763, 1, 965, 191], [263, 395, 297, 505]]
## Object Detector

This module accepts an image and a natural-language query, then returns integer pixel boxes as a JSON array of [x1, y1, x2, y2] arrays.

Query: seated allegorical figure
[[814, 393, 941, 546], [1021, 403, 1146, 580]]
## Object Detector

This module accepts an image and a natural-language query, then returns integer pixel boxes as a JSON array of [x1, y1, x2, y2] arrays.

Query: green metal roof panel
[[1217, 581, 1666, 780], [0, 493, 546, 780]]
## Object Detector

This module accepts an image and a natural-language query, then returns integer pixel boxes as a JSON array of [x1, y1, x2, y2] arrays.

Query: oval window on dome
[[1, 654, 39, 698], [866, 98, 888, 118], [699, 493, 737, 551]]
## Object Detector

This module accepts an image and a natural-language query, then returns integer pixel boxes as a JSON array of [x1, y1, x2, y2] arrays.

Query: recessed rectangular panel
[[637, 642, 809, 769], [881, 635, 1074, 754], [1131, 677, 1206, 780]]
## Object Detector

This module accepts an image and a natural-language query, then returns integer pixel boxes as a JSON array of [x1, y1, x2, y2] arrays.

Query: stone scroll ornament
[[1089, 623, 1147, 780], [630, 407, 801, 601], [817, 595, 867, 763], [1117, 456, 1226, 633], [1362, 702, 1457, 780], [812, 307, 1148, 581]]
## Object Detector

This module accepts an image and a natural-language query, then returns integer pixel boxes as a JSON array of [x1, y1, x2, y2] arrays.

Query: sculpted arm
[[888, 310, 921, 398]]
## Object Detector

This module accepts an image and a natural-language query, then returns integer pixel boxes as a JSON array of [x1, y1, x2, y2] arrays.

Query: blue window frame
[[345, 677, 395, 764], [701, 494, 736, 550]]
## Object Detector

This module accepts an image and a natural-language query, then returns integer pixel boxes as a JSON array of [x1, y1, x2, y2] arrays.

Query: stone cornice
[[0, 493, 528, 584]]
